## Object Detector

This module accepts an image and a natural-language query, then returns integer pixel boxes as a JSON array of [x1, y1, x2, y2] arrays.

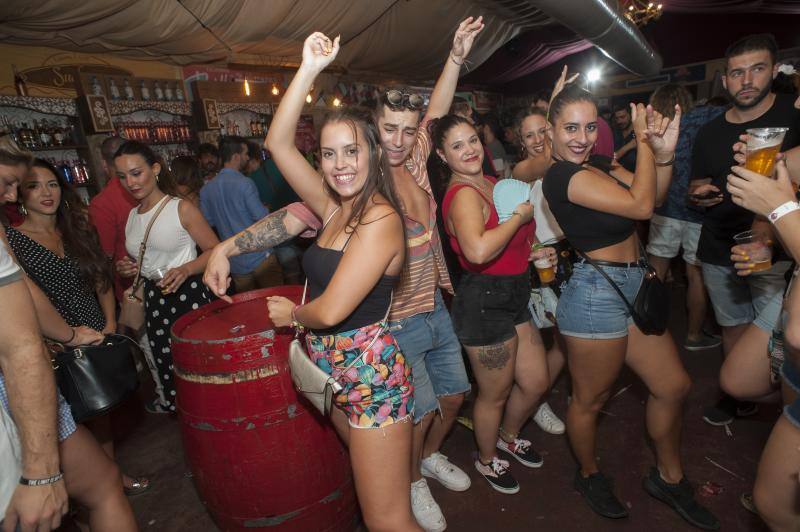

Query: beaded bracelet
[[291, 304, 305, 330], [20, 472, 63, 486]]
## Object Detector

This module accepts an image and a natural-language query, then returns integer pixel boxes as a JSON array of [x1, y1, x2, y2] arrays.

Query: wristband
[[20, 472, 63, 486], [291, 305, 304, 330], [655, 153, 675, 167], [768, 201, 800, 224], [449, 52, 464, 66]]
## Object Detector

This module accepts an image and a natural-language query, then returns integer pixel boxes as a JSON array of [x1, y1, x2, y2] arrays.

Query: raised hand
[[649, 104, 681, 160], [301, 32, 340, 73], [451, 16, 485, 63]]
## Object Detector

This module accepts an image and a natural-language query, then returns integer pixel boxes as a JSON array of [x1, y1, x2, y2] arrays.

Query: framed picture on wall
[[202, 98, 221, 129], [83, 95, 115, 132]]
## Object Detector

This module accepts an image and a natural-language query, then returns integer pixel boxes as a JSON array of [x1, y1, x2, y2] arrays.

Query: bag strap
[[129, 196, 172, 293], [575, 249, 636, 315]]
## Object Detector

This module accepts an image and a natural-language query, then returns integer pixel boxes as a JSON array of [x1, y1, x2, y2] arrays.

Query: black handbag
[[577, 243, 670, 336], [50, 334, 140, 423]]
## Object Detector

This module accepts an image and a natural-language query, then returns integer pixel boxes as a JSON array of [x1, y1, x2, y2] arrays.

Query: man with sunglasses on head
[[203, 16, 484, 532]]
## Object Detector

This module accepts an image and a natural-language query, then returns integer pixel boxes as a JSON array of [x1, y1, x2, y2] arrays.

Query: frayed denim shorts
[[556, 260, 644, 339]]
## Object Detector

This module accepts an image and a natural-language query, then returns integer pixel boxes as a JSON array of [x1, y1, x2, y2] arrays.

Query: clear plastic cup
[[532, 242, 556, 284], [745, 127, 788, 176], [733, 230, 772, 273]]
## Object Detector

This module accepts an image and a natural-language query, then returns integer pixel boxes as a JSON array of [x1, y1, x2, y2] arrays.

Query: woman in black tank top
[[541, 76, 717, 528], [262, 32, 418, 531]]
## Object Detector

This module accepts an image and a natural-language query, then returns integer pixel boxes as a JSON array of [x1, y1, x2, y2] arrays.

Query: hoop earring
[[18, 203, 27, 216]]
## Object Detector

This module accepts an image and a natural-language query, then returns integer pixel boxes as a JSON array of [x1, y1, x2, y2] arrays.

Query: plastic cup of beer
[[147, 267, 171, 294], [733, 230, 772, 273], [532, 242, 556, 284], [745, 127, 788, 176]]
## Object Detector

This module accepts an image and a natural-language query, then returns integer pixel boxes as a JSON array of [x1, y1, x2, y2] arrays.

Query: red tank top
[[441, 176, 534, 276]]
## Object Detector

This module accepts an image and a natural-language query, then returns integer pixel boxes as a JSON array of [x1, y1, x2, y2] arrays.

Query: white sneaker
[[421, 452, 471, 491], [410, 478, 447, 532], [533, 402, 565, 434]]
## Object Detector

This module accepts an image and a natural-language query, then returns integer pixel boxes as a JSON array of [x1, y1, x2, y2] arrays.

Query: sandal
[[123, 476, 151, 496]]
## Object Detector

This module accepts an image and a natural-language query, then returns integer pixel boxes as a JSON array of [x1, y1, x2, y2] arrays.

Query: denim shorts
[[389, 290, 471, 423], [646, 215, 701, 265], [782, 355, 800, 429], [557, 260, 644, 339], [701, 261, 790, 330], [451, 271, 532, 347]]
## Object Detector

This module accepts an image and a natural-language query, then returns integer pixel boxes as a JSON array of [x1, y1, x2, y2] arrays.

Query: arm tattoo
[[234, 209, 291, 253], [477, 343, 511, 370]]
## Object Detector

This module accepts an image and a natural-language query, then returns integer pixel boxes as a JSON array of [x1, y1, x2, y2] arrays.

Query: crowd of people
[[0, 18, 799, 532]]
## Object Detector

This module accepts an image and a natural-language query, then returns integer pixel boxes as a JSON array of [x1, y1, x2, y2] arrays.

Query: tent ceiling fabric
[[0, 0, 556, 81]]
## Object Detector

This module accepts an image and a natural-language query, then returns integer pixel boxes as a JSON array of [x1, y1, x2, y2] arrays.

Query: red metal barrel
[[171, 286, 358, 531]]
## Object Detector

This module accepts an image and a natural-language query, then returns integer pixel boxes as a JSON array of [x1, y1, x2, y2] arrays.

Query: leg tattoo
[[477, 343, 510, 370]]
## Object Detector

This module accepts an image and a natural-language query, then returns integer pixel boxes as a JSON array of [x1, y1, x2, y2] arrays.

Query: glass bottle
[[175, 83, 184, 102], [38, 119, 52, 147], [109, 79, 120, 101], [53, 123, 65, 146], [123, 79, 135, 101], [90, 76, 103, 97], [154, 81, 164, 101], [164, 83, 173, 102], [140, 81, 151, 101]]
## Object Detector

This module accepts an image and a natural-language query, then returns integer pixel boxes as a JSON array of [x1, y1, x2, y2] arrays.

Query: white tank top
[[530, 179, 564, 243], [125, 196, 197, 277]]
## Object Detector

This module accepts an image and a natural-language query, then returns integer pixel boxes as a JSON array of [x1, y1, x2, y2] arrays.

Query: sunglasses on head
[[384, 90, 425, 111]]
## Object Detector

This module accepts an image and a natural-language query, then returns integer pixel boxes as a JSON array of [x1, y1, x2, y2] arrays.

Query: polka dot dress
[[6, 226, 105, 330], [143, 274, 211, 411]]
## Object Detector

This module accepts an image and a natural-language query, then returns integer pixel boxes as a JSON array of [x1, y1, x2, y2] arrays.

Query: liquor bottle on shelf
[[90, 76, 103, 97], [109, 79, 121, 101], [123, 79, 135, 101], [140, 81, 151, 101], [57, 161, 73, 184], [36, 120, 52, 147], [18, 123, 36, 149], [164, 83, 174, 102], [154, 81, 164, 101], [175, 83, 184, 102], [249, 119, 256, 136], [53, 123, 65, 146], [220, 121, 227, 136]]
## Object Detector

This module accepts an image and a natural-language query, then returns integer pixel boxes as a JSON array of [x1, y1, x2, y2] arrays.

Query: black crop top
[[302, 242, 398, 335], [541, 155, 636, 252]]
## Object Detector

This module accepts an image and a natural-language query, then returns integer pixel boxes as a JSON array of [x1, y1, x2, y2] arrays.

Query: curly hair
[[28, 159, 112, 292]]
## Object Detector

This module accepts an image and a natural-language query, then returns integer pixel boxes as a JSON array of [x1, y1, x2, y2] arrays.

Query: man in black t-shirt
[[690, 34, 800, 426], [612, 103, 637, 172]]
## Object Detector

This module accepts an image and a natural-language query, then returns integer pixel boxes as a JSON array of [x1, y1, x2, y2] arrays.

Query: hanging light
[[271, 84, 279, 96], [244, 78, 251, 96], [332, 97, 341, 107], [306, 94, 312, 104], [622, 0, 662, 27]]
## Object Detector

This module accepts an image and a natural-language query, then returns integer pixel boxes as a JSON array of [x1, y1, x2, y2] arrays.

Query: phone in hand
[[689, 190, 723, 201]]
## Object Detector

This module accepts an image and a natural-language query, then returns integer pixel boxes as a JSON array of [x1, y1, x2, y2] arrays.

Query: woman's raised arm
[[265, 32, 341, 219]]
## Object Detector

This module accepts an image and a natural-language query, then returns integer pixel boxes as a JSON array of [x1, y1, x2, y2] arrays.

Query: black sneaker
[[702, 396, 735, 426], [643, 468, 720, 530], [574, 470, 629, 519], [735, 401, 758, 417], [474, 457, 519, 494], [684, 333, 721, 351], [496, 437, 543, 468]]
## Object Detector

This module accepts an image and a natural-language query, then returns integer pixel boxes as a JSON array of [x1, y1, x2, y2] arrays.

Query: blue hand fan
[[493, 179, 532, 222]]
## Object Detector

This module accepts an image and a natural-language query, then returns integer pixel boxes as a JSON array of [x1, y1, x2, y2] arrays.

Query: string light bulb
[[244, 78, 251, 96], [271, 84, 279, 96], [333, 97, 341, 107], [306, 94, 312, 104]]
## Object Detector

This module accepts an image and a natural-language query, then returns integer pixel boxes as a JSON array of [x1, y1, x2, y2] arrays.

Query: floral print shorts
[[306, 322, 414, 429]]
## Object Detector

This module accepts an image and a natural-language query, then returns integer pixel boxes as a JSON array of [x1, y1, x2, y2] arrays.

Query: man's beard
[[729, 80, 772, 110]]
